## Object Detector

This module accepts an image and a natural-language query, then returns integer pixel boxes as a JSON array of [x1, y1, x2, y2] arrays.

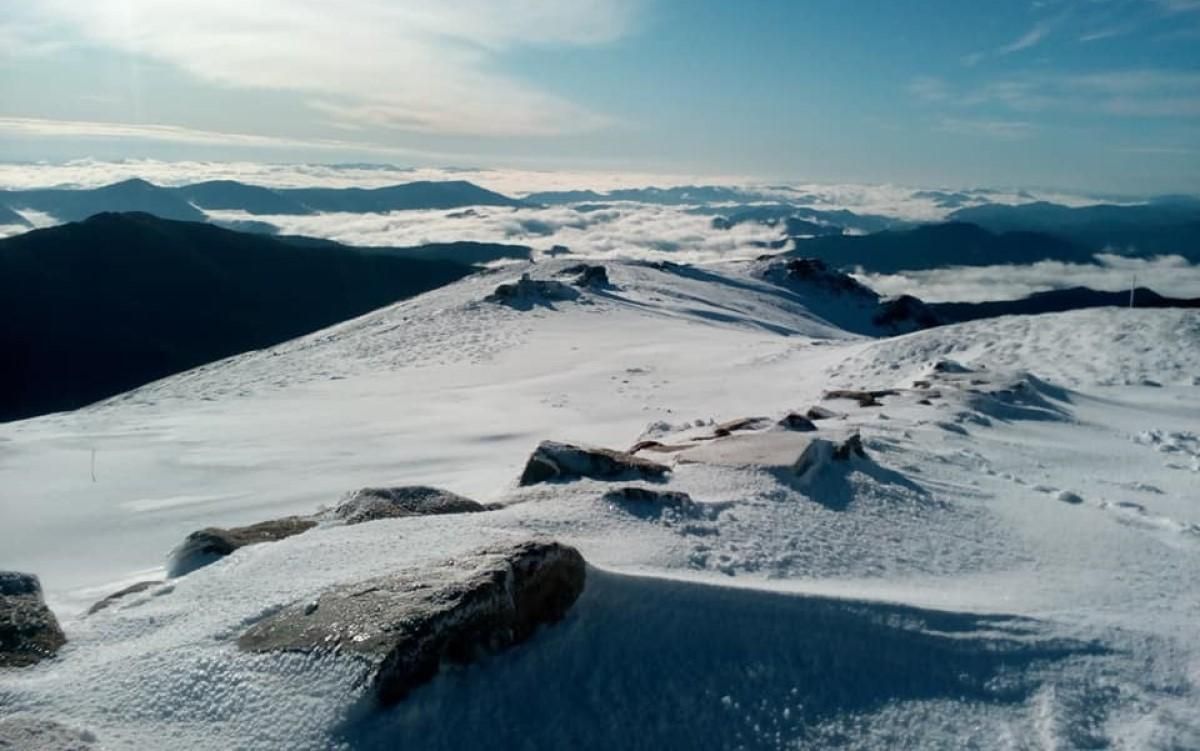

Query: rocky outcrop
[[560, 263, 609, 288], [0, 572, 66, 668], [519, 441, 670, 485], [805, 405, 840, 421], [872, 294, 941, 332], [777, 413, 818, 432], [711, 416, 772, 437], [86, 581, 162, 616], [332, 486, 488, 525], [0, 718, 96, 749], [239, 540, 586, 705], [823, 389, 898, 408], [167, 517, 317, 577], [486, 274, 579, 306], [764, 258, 877, 298]]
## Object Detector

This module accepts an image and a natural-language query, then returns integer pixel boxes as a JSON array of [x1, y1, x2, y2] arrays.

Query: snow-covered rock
[[331, 486, 490, 525], [238, 539, 586, 705], [0, 572, 66, 667], [167, 517, 317, 577], [486, 273, 580, 307], [0, 717, 95, 750], [519, 440, 670, 485], [85, 581, 162, 616]]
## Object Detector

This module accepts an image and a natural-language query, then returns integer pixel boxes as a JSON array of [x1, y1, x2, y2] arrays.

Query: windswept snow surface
[[1, 259, 1199, 749]]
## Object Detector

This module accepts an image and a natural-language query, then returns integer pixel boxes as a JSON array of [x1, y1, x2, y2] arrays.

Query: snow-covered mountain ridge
[[1, 256, 1198, 749]]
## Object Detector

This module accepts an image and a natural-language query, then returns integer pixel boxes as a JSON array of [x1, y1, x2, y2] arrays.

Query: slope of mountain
[[276, 180, 523, 212], [275, 235, 532, 265], [949, 199, 1200, 260], [0, 202, 32, 228], [787, 221, 1097, 272], [172, 180, 314, 215], [1, 178, 208, 223], [704, 203, 905, 235], [1, 250, 1197, 748], [0, 213, 478, 422], [931, 286, 1200, 323]]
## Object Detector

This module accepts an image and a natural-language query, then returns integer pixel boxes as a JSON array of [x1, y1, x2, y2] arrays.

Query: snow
[[1, 257, 1198, 748]]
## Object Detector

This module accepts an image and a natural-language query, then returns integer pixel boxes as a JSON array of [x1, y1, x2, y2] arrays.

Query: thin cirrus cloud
[[911, 68, 1200, 120], [15, 0, 641, 137], [0, 116, 451, 158], [938, 117, 1036, 140]]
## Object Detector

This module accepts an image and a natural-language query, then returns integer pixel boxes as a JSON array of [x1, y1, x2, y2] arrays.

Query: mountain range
[[0, 178, 524, 224], [783, 222, 1097, 273]]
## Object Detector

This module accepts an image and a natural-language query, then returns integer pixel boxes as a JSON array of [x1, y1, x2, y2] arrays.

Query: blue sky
[[1, 0, 1198, 193]]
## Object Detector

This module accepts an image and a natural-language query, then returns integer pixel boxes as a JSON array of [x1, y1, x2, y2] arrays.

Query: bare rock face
[[872, 294, 941, 332], [519, 440, 670, 485], [167, 517, 317, 577], [333, 486, 488, 525], [0, 718, 96, 749], [86, 581, 162, 616], [0, 572, 66, 668], [239, 540, 586, 705]]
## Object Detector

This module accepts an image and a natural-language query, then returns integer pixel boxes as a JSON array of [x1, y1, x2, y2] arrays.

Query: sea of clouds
[[2, 160, 1195, 302]]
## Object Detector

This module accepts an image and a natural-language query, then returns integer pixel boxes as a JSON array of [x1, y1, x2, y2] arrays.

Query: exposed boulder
[[519, 440, 670, 485], [833, 433, 868, 460], [603, 486, 695, 510], [823, 389, 898, 408], [486, 274, 580, 306], [627, 439, 697, 455], [676, 431, 867, 478], [167, 517, 317, 577], [239, 540, 586, 705], [86, 580, 162, 616], [332, 486, 488, 525], [0, 572, 67, 668], [777, 413, 818, 432], [711, 416, 772, 437], [560, 263, 609, 288], [544, 244, 572, 257], [0, 718, 96, 749], [1056, 490, 1085, 505], [805, 405, 840, 421]]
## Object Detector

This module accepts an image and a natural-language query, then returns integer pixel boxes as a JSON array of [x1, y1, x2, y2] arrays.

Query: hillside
[[1, 251, 1197, 747], [788, 221, 1097, 272], [0, 213, 482, 421]]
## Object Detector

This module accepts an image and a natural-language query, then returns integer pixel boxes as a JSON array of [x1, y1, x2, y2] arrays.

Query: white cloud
[[998, 22, 1053, 54], [0, 117, 446, 158], [14, 1, 640, 136], [0, 160, 1111, 222], [856, 255, 1200, 302], [202, 203, 789, 265]]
